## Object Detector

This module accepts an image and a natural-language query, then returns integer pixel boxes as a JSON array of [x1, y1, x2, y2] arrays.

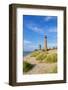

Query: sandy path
[[24, 56, 57, 74], [24, 55, 39, 64], [26, 63, 57, 74]]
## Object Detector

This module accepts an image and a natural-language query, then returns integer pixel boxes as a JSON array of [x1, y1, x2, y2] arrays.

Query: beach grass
[[51, 65, 57, 73], [30, 50, 57, 63], [45, 53, 57, 63], [36, 54, 47, 61], [49, 65, 57, 73], [23, 61, 34, 72], [23, 49, 57, 74], [30, 51, 40, 57]]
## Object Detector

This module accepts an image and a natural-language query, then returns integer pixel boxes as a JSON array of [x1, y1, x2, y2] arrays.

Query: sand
[[23, 53, 57, 74]]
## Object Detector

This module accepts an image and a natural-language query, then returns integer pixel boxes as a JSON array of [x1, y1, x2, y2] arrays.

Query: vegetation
[[30, 51, 40, 57], [45, 53, 57, 63], [23, 61, 34, 72], [49, 65, 57, 73], [42, 49, 45, 51], [30, 50, 57, 63], [34, 49, 38, 51], [51, 65, 57, 73], [24, 49, 57, 73], [36, 54, 47, 61]]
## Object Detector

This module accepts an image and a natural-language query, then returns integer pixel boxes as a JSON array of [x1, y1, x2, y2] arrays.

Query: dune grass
[[51, 65, 57, 73], [30, 51, 40, 57], [23, 61, 34, 72], [45, 53, 57, 63], [30, 50, 57, 63], [36, 54, 47, 61], [49, 65, 57, 73], [23, 50, 57, 74]]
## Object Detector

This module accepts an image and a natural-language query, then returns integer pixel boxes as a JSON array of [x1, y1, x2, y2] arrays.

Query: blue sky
[[23, 15, 57, 51]]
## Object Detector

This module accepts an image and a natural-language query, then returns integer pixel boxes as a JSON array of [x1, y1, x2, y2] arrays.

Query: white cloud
[[31, 26, 44, 34], [48, 27, 57, 33], [24, 40, 31, 44], [24, 40, 38, 51], [44, 16, 53, 21], [27, 23, 44, 34], [26, 22, 57, 36]]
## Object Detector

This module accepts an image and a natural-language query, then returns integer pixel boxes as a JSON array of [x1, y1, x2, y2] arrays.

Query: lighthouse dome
[[45, 36, 47, 38]]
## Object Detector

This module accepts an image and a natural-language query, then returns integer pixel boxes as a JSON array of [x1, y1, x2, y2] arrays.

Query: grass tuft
[[45, 53, 57, 63], [30, 51, 40, 57], [36, 54, 47, 61], [23, 61, 33, 72]]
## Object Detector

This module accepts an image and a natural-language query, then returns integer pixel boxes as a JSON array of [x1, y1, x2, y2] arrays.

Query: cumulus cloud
[[24, 40, 31, 44], [44, 16, 57, 22], [31, 26, 44, 34], [24, 40, 38, 51], [26, 21, 57, 36], [48, 27, 57, 33], [26, 23, 45, 35], [44, 16, 53, 21]]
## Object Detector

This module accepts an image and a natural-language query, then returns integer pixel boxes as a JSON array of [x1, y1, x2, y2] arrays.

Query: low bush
[[23, 61, 33, 72]]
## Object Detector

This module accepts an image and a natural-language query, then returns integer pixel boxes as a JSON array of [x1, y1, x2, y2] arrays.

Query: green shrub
[[42, 49, 45, 51], [34, 49, 38, 51], [23, 61, 33, 72], [46, 53, 57, 63]]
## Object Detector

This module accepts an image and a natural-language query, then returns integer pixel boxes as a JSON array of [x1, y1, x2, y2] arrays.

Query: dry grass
[[23, 49, 57, 74]]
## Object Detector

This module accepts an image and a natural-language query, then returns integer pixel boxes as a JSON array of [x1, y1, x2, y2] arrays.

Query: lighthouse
[[44, 34, 47, 51]]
